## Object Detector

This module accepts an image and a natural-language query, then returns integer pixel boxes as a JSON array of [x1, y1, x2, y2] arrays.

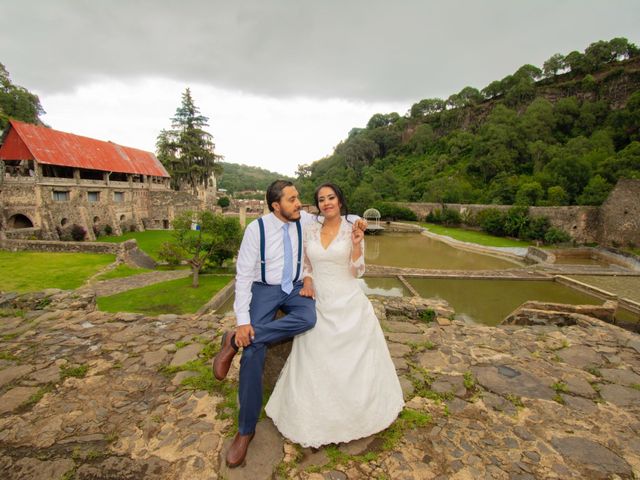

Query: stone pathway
[[1, 290, 640, 479], [79, 269, 192, 297]]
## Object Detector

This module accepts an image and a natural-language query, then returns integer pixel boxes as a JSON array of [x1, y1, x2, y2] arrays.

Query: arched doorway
[[7, 214, 34, 229]]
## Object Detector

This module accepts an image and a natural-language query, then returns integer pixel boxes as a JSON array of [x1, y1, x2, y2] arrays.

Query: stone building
[[0, 119, 205, 240]]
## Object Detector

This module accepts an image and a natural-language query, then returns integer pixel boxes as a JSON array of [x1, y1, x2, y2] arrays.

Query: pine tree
[[156, 88, 222, 192]]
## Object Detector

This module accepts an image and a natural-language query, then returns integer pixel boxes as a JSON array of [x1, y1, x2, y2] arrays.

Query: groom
[[212, 179, 317, 468]]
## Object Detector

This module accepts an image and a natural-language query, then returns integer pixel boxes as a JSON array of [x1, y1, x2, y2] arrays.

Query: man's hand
[[235, 324, 255, 348], [299, 277, 315, 299]]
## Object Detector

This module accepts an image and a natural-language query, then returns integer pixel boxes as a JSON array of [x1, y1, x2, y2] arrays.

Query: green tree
[[0, 62, 45, 130], [546, 186, 569, 205], [543, 53, 565, 77], [409, 98, 445, 118], [156, 88, 222, 193], [515, 181, 544, 206], [577, 175, 613, 205], [217, 196, 230, 208], [481, 80, 504, 99], [366, 112, 400, 129], [159, 211, 241, 287]]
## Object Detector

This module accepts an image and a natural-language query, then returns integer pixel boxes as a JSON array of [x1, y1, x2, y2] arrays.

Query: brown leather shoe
[[212, 331, 238, 381], [226, 432, 255, 468]]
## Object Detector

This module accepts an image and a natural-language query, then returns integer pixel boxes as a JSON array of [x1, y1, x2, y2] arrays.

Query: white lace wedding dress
[[265, 218, 404, 447]]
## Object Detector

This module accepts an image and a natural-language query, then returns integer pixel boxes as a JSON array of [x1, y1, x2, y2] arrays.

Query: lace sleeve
[[343, 219, 365, 278], [302, 223, 316, 279]]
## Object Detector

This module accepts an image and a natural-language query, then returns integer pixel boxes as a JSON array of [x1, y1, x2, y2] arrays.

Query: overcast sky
[[1, 1, 639, 176]]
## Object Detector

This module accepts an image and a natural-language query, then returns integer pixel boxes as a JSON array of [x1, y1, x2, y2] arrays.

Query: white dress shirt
[[233, 211, 315, 326], [233, 211, 361, 326]]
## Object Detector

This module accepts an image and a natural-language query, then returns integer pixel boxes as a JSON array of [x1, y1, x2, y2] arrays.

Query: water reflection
[[408, 278, 601, 326], [365, 233, 518, 270], [357, 277, 409, 297]]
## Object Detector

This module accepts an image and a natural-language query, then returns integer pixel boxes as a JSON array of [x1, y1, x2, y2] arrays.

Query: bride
[[265, 182, 404, 447]]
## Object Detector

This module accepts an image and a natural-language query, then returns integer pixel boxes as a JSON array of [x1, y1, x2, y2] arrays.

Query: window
[[114, 191, 124, 203], [53, 190, 70, 201], [88, 191, 100, 202]]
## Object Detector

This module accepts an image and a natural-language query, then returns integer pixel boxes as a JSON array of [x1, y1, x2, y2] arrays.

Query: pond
[[365, 233, 519, 270], [407, 278, 602, 326]]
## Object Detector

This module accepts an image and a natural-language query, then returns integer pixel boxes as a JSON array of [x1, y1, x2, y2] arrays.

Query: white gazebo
[[363, 208, 384, 234]]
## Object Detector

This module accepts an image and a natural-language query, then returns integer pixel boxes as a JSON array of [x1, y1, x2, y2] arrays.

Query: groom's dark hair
[[266, 180, 295, 212]]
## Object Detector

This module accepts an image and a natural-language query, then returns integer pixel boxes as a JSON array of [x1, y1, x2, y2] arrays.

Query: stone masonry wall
[[0, 238, 124, 255], [401, 202, 600, 243], [1, 180, 203, 240], [400, 179, 640, 246], [599, 179, 640, 248]]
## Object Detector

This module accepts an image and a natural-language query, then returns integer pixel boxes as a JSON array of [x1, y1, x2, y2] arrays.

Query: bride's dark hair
[[313, 182, 352, 223]]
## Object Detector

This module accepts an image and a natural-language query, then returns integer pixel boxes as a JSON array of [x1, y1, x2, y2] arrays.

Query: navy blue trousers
[[238, 281, 316, 435]]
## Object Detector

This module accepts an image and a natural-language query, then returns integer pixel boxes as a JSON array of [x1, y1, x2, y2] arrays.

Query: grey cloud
[[1, 0, 639, 103]]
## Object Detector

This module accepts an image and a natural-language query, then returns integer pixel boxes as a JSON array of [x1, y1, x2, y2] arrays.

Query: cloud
[[39, 78, 405, 175], [2, 0, 639, 102]]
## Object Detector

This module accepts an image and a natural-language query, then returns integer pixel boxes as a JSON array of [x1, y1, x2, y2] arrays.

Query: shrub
[[217, 197, 230, 208], [522, 216, 550, 241], [158, 241, 184, 266], [544, 227, 571, 245], [427, 207, 462, 226], [70, 224, 86, 241], [426, 209, 443, 224], [460, 209, 475, 226], [373, 202, 417, 221], [477, 208, 506, 236], [503, 206, 529, 237]]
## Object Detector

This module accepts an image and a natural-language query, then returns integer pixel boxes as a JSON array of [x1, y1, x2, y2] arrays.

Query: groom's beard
[[282, 208, 301, 221]]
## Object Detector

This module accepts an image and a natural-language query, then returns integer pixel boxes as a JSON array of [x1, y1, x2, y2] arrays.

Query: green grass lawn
[[0, 251, 115, 293], [95, 264, 152, 281], [98, 230, 174, 260], [97, 274, 233, 315], [418, 222, 532, 248]]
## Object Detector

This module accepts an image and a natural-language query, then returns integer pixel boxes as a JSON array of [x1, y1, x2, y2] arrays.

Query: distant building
[[0, 120, 207, 240]]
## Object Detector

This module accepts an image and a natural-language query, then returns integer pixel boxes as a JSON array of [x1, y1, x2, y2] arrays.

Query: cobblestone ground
[[1, 290, 640, 479]]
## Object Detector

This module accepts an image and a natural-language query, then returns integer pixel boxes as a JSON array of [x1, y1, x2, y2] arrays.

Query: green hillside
[[296, 37, 640, 214], [217, 162, 294, 195]]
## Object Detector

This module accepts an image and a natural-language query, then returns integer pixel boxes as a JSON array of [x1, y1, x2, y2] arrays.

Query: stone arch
[[120, 215, 126, 221], [93, 216, 100, 223], [61, 218, 68, 226], [8, 214, 34, 229]]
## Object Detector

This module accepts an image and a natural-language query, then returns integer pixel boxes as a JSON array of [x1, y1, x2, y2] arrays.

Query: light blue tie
[[281, 223, 293, 294]]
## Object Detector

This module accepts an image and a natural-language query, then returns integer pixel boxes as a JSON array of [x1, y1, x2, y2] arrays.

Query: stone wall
[[147, 190, 202, 230], [599, 179, 640, 248], [400, 179, 640, 246], [401, 202, 599, 243], [0, 238, 156, 268], [0, 238, 124, 255]]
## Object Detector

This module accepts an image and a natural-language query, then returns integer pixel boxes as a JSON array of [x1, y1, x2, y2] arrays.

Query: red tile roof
[[0, 119, 169, 177]]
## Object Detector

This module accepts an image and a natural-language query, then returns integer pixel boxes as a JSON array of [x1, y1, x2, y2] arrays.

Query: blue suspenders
[[257, 217, 302, 284]]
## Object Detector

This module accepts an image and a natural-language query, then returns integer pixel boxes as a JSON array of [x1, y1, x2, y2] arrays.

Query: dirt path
[[79, 269, 192, 297]]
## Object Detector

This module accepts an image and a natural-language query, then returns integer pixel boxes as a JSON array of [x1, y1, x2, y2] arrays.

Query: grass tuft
[[60, 364, 89, 380]]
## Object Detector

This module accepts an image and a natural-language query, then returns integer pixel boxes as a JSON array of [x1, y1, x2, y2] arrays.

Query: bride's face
[[317, 187, 341, 219]]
